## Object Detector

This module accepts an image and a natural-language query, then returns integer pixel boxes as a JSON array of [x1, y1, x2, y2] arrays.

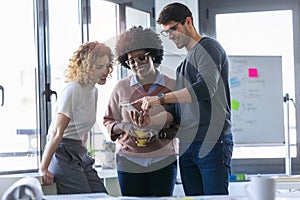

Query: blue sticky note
[[230, 77, 240, 88]]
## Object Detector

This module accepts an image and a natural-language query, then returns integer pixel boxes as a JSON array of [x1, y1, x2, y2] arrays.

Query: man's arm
[[132, 88, 192, 111]]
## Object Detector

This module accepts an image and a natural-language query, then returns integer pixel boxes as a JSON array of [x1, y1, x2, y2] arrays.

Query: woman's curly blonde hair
[[65, 41, 114, 86]]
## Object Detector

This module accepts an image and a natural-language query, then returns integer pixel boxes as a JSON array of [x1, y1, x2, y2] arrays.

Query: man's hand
[[131, 96, 160, 111], [129, 110, 151, 128]]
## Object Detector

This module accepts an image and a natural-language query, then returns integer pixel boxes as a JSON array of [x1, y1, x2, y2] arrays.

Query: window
[[0, 0, 39, 174], [125, 6, 150, 29], [48, 0, 82, 120]]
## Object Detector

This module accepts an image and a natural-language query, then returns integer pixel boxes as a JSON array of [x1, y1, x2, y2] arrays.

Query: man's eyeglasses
[[160, 22, 181, 37], [125, 52, 150, 67]]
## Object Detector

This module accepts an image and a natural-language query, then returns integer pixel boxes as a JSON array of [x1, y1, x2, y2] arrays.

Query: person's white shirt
[[48, 81, 98, 141]]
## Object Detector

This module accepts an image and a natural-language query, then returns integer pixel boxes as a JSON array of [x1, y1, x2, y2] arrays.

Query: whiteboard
[[229, 56, 285, 144]]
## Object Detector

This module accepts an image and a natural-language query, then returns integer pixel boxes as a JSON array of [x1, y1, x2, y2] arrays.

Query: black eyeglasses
[[125, 52, 150, 67], [160, 22, 181, 37]]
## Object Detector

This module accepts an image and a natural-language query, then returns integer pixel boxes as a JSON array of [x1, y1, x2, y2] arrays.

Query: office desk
[[44, 192, 300, 200]]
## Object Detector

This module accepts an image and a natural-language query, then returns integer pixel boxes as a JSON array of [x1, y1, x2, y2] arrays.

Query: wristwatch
[[157, 93, 165, 105]]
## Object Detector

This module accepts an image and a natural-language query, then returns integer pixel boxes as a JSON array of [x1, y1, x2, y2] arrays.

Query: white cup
[[245, 176, 276, 200]]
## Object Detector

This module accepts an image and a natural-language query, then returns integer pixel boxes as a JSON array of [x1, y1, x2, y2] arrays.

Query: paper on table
[[273, 175, 300, 182]]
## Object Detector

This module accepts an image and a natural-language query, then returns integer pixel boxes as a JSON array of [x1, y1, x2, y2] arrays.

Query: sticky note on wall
[[248, 68, 258, 78], [230, 77, 240, 88], [231, 99, 240, 111]]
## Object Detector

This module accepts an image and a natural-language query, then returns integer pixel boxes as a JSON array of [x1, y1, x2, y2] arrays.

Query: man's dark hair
[[115, 26, 163, 69], [157, 2, 193, 25]]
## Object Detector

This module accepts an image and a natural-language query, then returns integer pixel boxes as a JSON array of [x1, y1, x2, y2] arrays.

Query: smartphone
[[121, 103, 140, 113]]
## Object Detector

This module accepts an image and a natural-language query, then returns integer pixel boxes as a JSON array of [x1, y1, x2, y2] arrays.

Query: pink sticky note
[[248, 68, 258, 78]]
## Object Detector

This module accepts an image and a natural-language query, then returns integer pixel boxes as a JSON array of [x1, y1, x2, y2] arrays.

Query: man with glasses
[[133, 2, 233, 196]]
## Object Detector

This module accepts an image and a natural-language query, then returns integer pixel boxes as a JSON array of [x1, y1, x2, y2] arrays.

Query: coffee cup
[[245, 176, 276, 200], [135, 130, 148, 147]]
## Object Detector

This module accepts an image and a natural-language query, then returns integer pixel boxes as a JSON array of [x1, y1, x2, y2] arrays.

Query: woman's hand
[[40, 168, 54, 186], [116, 122, 139, 138]]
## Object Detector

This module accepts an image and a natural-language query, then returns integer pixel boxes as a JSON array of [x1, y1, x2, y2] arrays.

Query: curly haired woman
[[103, 26, 178, 197], [40, 41, 114, 194]]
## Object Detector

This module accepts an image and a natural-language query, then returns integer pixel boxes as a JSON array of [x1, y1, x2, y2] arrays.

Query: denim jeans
[[179, 134, 233, 196], [117, 155, 177, 197]]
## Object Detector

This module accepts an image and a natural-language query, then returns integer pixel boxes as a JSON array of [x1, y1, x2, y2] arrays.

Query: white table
[[44, 192, 300, 200]]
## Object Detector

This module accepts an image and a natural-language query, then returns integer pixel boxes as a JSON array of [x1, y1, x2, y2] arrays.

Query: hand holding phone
[[121, 103, 139, 113]]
